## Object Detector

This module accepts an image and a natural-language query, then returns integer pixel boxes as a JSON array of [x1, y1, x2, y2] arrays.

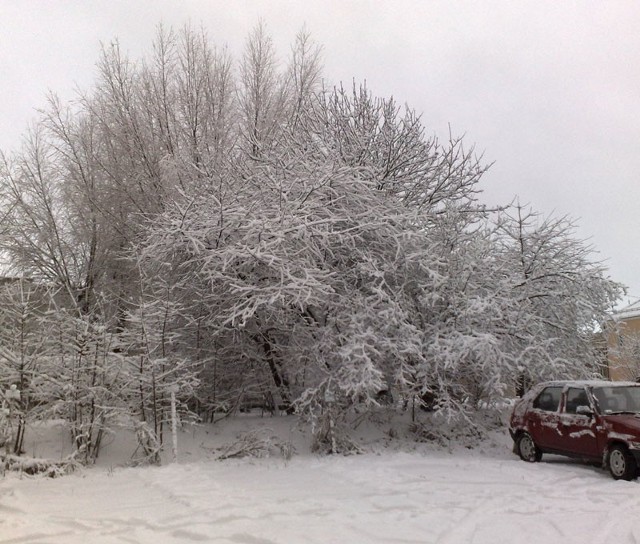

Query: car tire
[[608, 444, 638, 481], [517, 432, 542, 462]]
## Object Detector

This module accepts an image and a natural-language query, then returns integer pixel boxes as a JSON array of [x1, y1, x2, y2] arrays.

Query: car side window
[[532, 387, 562, 412], [565, 388, 590, 414]]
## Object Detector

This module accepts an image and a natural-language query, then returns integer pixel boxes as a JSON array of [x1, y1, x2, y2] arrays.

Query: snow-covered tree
[[115, 263, 200, 458], [493, 204, 623, 393], [0, 279, 52, 453], [608, 330, 640, 382]]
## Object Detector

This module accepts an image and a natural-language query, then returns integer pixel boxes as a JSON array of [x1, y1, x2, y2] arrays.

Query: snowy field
[[2, 416, 640, 544]]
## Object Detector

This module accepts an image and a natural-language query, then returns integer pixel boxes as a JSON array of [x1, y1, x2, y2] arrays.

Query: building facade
[[606, 300, 640, 381]]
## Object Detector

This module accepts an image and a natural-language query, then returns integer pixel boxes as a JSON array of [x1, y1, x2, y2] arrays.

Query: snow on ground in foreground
[[2, 417, 640, 544]]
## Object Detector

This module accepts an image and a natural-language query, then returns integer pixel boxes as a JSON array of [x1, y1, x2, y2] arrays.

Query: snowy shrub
[[215, 429, 295, 460], [410, 404, 507, 450], [1, 453, 79, 478], [130, 422, 162, 466], [309, 415, 364, 456], [0, 408, 12, 452]]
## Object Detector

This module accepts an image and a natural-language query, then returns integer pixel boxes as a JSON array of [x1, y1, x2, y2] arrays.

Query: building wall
[[607, 315, 640, 381]]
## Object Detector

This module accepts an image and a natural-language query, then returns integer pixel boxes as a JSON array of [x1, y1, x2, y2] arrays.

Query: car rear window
[[532, 386, 562, 412]]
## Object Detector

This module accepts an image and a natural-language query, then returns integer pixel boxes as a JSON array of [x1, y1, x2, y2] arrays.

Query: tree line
[[0, 24, 623, 460]]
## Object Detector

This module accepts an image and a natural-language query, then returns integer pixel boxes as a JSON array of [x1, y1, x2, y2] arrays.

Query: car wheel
[[608, 444, 638, 481], [517, 432, 542, 462]]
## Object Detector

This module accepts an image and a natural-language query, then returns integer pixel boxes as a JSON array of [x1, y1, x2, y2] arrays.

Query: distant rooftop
[[614, 299, 640, 321]]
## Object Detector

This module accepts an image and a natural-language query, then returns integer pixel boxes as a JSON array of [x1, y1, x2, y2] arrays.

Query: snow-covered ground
[[2, 415, 640, 544]]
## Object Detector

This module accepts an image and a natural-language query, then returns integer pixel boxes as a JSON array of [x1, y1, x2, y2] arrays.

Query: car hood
[[601, 414, 640, 437]]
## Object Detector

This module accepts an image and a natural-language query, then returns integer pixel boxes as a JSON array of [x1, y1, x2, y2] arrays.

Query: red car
[[509, 380, 640, 480]]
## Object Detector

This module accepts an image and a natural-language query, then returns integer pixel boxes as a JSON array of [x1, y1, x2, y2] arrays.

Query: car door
[[556, 386, 599, 458], [527, 386, 563, 449]]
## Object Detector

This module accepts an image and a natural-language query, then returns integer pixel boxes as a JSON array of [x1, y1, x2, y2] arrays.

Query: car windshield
[[591, 386, 640, 414]]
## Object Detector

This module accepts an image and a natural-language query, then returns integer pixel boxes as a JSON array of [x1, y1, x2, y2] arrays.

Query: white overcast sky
[[1, 0, 639, 304]]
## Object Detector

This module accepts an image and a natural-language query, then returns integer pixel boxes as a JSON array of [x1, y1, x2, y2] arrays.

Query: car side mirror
[[576, 405, 593, 417]]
